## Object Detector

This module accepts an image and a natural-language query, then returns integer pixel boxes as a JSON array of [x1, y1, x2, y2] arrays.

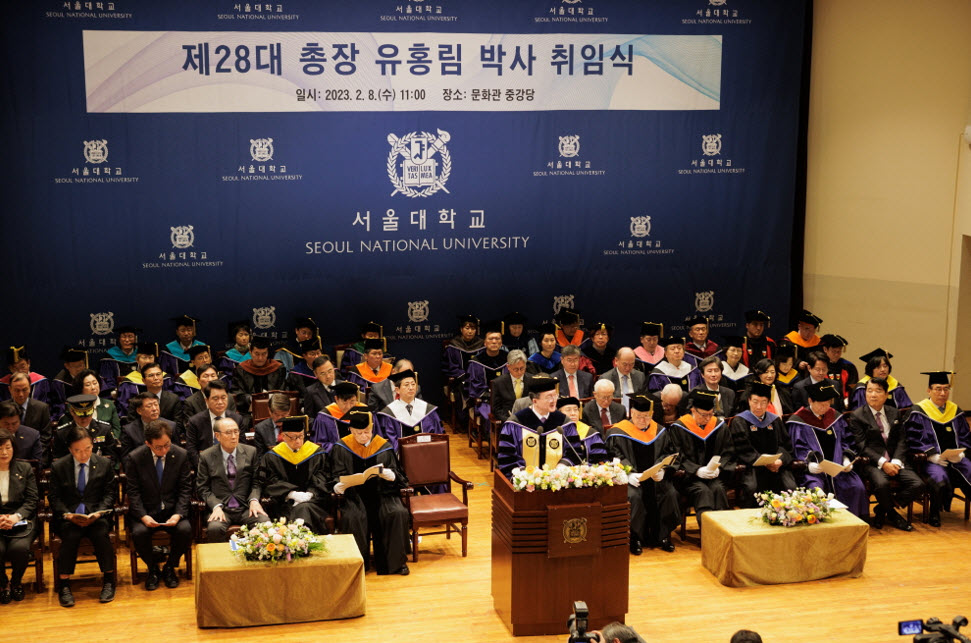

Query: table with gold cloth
[[195, 534, 366, 627], [700, 508, 868, 588]]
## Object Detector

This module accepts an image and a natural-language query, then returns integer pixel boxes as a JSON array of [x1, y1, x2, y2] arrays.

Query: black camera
[[568, 601, 600, 643], [901, 615, 971, 642]]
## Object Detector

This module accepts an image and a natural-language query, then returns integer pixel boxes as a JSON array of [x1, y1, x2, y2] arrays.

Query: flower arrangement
[[756, 487, 837, 527], [230, 517, 326, 562], [511, 460, 631, 492]]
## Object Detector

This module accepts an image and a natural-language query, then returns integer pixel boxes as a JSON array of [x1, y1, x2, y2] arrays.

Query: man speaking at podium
[[497, 375, 583, 478]]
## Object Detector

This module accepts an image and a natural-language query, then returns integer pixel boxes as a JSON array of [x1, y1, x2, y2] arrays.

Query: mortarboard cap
[[685, 315, 709, 328], [748, 382, 773, 399], [115, 325, 142, 336], [629, 394, 654, 414], [528, 376, 558, 394], [346, 406, 372, 430], [188, 345, 211, 359], [227, 319, 251, 341], [587, 321, 613, 335], [456, 314, 479, 328], [136, 342, 159, 357], [171, 315, 198, 330], [660, 336, 686, 347], [721, 335, 745, 349], [821, 334, 848, 348], [333, 381, 360, 398], [503, 311, 528, 326], [859, 348, 893, 363], [556, 396, 581, 409], [807, 381, 838, 402], [796, 309, 823, 327], [360, 321, 383, 335], [921, 371, 955, 387], [774, 341, 796, 359], [389, 369, 417, 385], [481, 320, 505, 336], [298, 337, 322, 354], [294, 317, 318, 333], [640, 322, 664, 337], [5, 346, 27, 363], [744, 309, 771, 324], [554, 308, 580, 326], [690, 390, 717, 411], [280, 415, 310, 433], [60, 347, 89, 366], [250, 335, 273, 350], [67, 394, 97, 416], [363, 337, 385, 352], [536, 322, 557, 336]]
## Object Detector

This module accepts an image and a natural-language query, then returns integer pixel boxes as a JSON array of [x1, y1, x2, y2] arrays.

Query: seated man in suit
[[791, 351, 845, 413], [599, 347, 646, 411], [48, 427, 117, 607], [6, 372, 51, 453], [0, 401, 42, 462], [125, 420, 192, 590], [329, 407, 410, 575], [583, 379, 626, 434], [257, 416, 331, 535], [689, 355, 736, 418], [367, 359, 419, 415], [491, 350, 532, 424], [553, 345, 593, 400], [184, 381, 248, 467], [120, 392, 177, 462], [123, 363, 182, 424], [179, 363, 236, 428], [253, 393, 291, 458], [196, 417, 268, 542], [653, 383, 688, 427], [497, 376, 583, 478], [52, 395, 118, 464], [905, 370, 970, 527], [304, 355, 342, 419], [232, 335, 287, 415], [849, 377, 922, 531], [726, 382, 796, 507], [285, 337, 323, 402]]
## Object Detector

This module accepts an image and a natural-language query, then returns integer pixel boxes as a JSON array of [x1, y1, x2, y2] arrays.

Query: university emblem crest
[[629, 216, 651, 238], [387, 129, 452, 198], [558, 135, 580, 158], [562, 518, 588, 544], [83, 140, 108, 164], [702, 134, 722, 157], [252, 306, 277, 330], [695, 291, 715, 313], [407, 300, 429, 323], [250, 138, 274, 162], [90, 312, 114, 336]]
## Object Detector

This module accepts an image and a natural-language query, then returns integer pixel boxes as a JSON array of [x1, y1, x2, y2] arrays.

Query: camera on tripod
[[567, 601, 600, 643], [899, 615, 971, 642]]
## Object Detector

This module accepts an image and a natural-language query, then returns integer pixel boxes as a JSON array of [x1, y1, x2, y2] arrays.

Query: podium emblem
[[562, 517, 588, 544]]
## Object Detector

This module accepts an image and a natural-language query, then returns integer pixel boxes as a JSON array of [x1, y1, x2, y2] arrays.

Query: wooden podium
[[491, 471, 630, 636]]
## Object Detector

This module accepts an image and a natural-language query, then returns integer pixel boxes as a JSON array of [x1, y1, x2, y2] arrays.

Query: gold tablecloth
[[700, 508, 868, 587], [195, 534, 366, 627]]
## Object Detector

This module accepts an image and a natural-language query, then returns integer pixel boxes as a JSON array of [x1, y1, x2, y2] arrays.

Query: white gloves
[[842, 457, 853, 473], [379, 468, 396, 482], [652, 469, 664, 482], [628, 473, 641, 488], [696, 466, 718, 480], [808, 462, 822, 475], [928, 454, 944, 466], [333, 482, 347, 495], [287, 491, 313, 505]]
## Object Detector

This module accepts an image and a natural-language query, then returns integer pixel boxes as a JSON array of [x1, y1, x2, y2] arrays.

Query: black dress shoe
[[10, 583, 25, 602], [658, 538, 675, 553], [100, 579, 116, 603], [162, 566, 180, 589], [928, 513, 942, 528], [58, 584, 75, 608], [629, 536, 642, 556], [887, 512, 915, 532], [0, 587, 10, 604], [398, 564, 410, 576], [145, 569, 160, 591], [870, 512, 884, 529]]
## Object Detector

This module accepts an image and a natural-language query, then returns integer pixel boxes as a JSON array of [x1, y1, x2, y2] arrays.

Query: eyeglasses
[[217, 429, 240, 436], [930, 386, 951, 393], [281, 433, 305, 440]]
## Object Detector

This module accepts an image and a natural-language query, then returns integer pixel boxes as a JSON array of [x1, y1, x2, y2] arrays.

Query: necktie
[[540, 416, 547, 425], [156, 456, 164, 485], [621, 375, 630, 395], [226, 453, 240, 508], [513, 379, 523, 398], [20, 404, 26, 423], [600, 407, 610, 429], [875, 411, 890, 460], [406, 403, 413, 416], [568, 374, 578, 398], [76, 463, 87, 514]]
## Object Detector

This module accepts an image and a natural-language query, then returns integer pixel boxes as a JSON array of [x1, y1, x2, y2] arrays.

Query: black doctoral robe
[[258, 442, 332, 534]]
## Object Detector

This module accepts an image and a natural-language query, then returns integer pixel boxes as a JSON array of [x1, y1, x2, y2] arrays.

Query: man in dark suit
[[366, 359, 420, 415], [0, 401, 43, 462], [689, 355, 737, 418], [48, 427, 117, 607], [583, 379, 626, 434], [848, 378, 923, 531], [491, 350, 532, 423], [553, 345, 594, 400], [120, 392, 178, 461], [125, 420, 193, 589], [196, 417, 268, 542], [792, 351, 845, 412], [184, 381, 248, 467], [253, 393, 291, 457], [304, 355, 343, 418], [125, 363, 182, 423], [8, 373, 52, 452], [599, 347, 648, 410]]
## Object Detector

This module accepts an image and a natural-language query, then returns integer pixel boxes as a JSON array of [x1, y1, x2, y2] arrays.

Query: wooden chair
[[123, 470, 195, 584], [398, 433, 473, 562]]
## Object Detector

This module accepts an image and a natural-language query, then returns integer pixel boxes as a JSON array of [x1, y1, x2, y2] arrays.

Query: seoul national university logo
[[170, 226, 194, 249], [562, 517, 588, 544], [90, 312, 115, 336], [630, 216, 651, 238], [250, 138, 274, 162], [407, 300, 429, 323], [83, 140, 109, 164], [552, 295, 575, 315], [558, 135, 580, 158], [387, 129, 452, 198], [252, 306, 277, 330], [702, 134, 722, 157], [709, 0, 728, 6], [695, 291, 715, 313]]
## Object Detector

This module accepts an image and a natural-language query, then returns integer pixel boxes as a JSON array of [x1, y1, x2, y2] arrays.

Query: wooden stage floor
[[19, 434, 971, 642]]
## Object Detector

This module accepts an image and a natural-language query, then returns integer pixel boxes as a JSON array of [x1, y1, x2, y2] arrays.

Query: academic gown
[[465, 358, 506, 421], [727, 411, 796, 505], [905, 400, 971, 510], [219, 348, 250, 377], [99, 346, 138, 391], [328, 435, 409, 574], [604, 421, 680, 544], [787, 409, 868, 519], [160, 339, 205, 377], [496, 411, 583, 479], [374, 401, 445, 452], [574, 421, 609, 465], [526, 351, 561, 375], [258, 442, 332, 534], [741, 335, 776, 367], [442, 338, 484, 380], [286, 362, 317, 401], [648, 361, 702, 394], [581, 344, 615, 377], [310, 406, 351, 452], [0, 372, 52, 406], [232, 360, 287, 412], [669, 415, 732, 517]]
